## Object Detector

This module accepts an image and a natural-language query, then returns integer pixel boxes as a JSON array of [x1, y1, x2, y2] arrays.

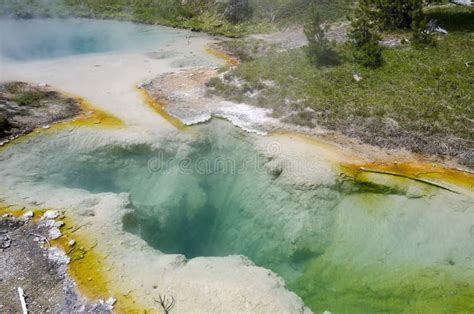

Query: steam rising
[[0, 18, 182, 61]]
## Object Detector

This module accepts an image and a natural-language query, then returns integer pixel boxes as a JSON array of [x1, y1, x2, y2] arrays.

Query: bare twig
[[154, 295, 175, 314], [28, 233, 50, 247], [359, 167, 460, 194], [17, 287, 28, 314]]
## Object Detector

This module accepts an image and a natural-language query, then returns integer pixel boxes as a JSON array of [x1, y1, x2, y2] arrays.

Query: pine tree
[[410, 1, 437, 48], [348, 0, 383, 68], [304, 2, 340, 66], [373, 0, 420, 29], [224, 0, 252, 24]]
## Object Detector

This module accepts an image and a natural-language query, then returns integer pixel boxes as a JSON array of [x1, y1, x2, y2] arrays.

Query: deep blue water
[[0, 18, 183, 61]]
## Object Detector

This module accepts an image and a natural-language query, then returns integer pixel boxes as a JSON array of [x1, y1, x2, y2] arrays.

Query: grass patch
[[0, 0, 355, 37], [209, 28, 474, 165], [14, 90, 49, 107]]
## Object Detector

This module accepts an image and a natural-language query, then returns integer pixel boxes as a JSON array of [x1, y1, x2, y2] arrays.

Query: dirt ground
[[0, 82, 82, 143], [0, 216, 109, 313]]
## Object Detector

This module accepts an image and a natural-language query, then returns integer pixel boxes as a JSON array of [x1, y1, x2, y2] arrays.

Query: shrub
[[410, 4, 437, 48], [0, 115, 12, 135], [348, 0, 383, 68], [14, 91, 47, 107], [224, 0, 252, 24], [373, 0, 424, 30], [304, 2, 340, 66]]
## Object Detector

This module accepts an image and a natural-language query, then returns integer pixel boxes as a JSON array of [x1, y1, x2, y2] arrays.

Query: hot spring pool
[[1, 120, 473, 313], [0, 18, 190, 61]]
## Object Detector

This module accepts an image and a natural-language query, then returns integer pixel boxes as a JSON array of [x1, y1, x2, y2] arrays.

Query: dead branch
[[359, 167, 460, 194], [154, 295, 175, 314], [17, 287, 28, 314], [28, 233, 50, 247]]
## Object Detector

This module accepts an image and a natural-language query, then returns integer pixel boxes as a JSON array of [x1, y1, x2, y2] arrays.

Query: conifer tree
[[304, 1, 340, 66], [410, 1, 437, 48], [348, 0, 383, 68]]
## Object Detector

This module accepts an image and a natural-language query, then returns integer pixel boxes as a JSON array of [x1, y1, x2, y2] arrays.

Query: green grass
[[208, 8, 474, 165], [0, 0, 354, 37], [14, 90, 49, 107], [0, 0, 249, 37]]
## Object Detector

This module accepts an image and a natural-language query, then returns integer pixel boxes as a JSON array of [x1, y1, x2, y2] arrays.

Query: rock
[[427, 19, 448, 35], [353, 73, 363, 82], [47, 247, 70, 265], [48, 227, 62, 240], [39, 219, 64, 229], [21, 211, 34, 220], [106, 297, 116, 306], [68, 239, 76, 247], [380, 38, 402, 48], [42, 125, 51, 129], [0, 233, 12, 250], [42, 210, 60, 220], [97, 299, 115, 311]]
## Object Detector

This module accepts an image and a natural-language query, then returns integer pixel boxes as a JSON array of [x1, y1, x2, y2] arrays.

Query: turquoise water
[[1, 120, 474, 312], [0, 18, 183, 61]]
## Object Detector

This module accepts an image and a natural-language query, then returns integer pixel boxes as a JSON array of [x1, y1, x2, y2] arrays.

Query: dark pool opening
[[25, 120, 474, 313], [123, 199, 219, 258]]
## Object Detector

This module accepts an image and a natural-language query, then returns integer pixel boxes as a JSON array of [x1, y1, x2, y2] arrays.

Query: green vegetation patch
[[14, 90, 50, 107], [0, 0, 354, 37], [209, 26, 474, 165]]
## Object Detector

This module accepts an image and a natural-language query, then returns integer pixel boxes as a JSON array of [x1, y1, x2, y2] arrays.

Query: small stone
[[21, 211, 34, 220], [353, 73, 363, 82], [88, 277, 93, 281], [42, 210, 60, 220], [39, 219, 63, 229], [42, 125, 51, 129], [106, 297, 117, 306], [68, 240, 76, 247], [48, 227, 62, 240], [0, 233, 11, 250], [47, 247, 70, 265]]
